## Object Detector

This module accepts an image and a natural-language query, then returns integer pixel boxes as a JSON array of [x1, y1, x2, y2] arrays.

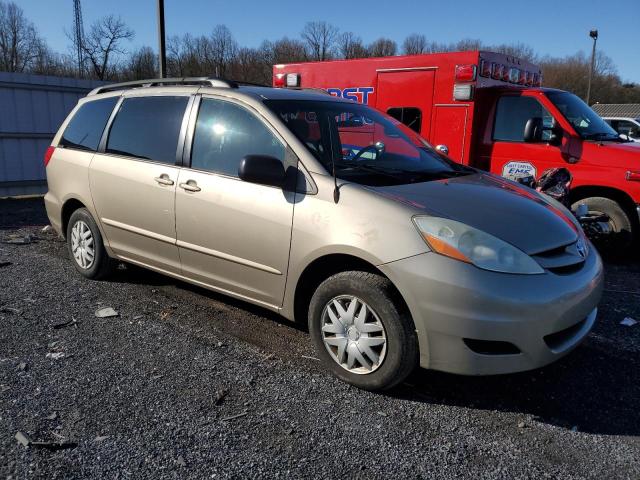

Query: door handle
[[154, 174, 174, 186], [179, 180, 201, 192]]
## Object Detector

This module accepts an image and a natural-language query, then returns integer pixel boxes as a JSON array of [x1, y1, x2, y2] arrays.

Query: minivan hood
[[372, 173, 579, 255]]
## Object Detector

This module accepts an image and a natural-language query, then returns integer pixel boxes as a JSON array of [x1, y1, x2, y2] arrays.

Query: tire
[[308, 271, 418, 391], [571, 196, 635, 255], [66, 208, 114, 279]]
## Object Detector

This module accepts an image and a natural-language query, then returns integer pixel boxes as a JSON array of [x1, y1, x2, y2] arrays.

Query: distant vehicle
[[44, 77, 602, 390], [602, 117, 640, 142], [274, 52, 640, 253]]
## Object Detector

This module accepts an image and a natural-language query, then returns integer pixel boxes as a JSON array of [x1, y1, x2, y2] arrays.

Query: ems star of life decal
[[502, 161, 537, 180]]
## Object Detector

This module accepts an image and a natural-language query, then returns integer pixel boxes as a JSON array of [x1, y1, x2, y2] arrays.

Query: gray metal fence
[[0, 72, 105, 197]]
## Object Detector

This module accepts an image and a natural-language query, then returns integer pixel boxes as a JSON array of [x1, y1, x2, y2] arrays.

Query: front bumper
[[379, 248, 604, 375]]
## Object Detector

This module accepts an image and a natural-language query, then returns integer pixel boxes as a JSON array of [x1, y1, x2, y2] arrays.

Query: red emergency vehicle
[[273, 51, 640, 251]]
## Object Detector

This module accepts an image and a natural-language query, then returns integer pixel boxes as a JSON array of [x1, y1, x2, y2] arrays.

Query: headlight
[[413, 216, 544, 274]]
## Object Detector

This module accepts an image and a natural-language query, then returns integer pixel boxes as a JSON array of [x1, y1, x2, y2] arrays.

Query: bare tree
[[301, 21, 338, 61], [368, 38, 397, 57], [454, 38, 484, 51], [402, 34, 427, 55], [230, 47, 267, 84], [493, 42, 538, 63], [82, 15, 134, 80], [127, 46, 157, 79], [0, 1, 42, 72], [260, 37, 307, 65], [337, 32, 369, 59], [208, 24, 237, 76]]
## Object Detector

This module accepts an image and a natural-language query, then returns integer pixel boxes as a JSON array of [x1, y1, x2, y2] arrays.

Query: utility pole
[[157, 0, 167, 78], [586, 29, 598, 106]]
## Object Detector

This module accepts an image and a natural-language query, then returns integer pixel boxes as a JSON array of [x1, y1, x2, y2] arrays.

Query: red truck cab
[[274, 51, 640, 251]]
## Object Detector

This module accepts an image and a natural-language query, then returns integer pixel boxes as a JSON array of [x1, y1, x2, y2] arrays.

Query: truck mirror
[[548, 125, 564, 146], [524, 117, 563, 146], [523, 117, 543, 142]]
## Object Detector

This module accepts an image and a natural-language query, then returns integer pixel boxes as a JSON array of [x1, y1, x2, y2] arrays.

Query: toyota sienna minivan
[[44, 77, 603, 390]]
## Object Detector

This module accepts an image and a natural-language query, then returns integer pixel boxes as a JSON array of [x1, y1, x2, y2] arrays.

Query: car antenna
[[328, 122, 340, 203]]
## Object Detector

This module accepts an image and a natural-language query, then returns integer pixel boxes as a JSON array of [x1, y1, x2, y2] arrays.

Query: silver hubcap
[[71, 220, 95, 270], [320, 295, 387, 374]]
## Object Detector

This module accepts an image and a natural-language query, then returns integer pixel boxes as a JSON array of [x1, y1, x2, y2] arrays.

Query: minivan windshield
[[265, 99, 474, 186], [546, 91, 621, 141]]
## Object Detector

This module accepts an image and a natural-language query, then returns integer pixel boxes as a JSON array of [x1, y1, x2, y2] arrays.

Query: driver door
[[488, 93, 564, 181]]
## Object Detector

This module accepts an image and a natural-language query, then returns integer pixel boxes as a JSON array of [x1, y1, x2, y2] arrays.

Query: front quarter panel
[[281, 173, 428, 319]]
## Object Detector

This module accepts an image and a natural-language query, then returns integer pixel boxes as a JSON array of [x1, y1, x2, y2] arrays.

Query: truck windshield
[[265, 99, 473, 186], [547, 91, 620, 141]]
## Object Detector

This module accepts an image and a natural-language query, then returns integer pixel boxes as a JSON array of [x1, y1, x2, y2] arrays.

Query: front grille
[[531, 239, 586, 274], [543, 318, 587, 351]]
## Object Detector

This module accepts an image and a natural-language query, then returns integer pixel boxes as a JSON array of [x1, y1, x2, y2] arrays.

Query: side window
[[387, 107, 422, 133], [493, 96, 553, 142], [106, 96, 189, 164], [191, 98, 285, 176], [59, 97, 118, 151]]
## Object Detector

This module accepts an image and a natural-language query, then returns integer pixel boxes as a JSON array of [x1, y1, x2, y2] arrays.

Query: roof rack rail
[[88, 77, 239, 96]]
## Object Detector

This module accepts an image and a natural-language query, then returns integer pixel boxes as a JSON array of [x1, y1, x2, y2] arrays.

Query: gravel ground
[[1, 198, 639, 479]]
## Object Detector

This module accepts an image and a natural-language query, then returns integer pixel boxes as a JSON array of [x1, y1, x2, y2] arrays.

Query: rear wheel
[[308, 271, 418, 391], [571, 196, 635, 255], [66, 208, 114, 279]]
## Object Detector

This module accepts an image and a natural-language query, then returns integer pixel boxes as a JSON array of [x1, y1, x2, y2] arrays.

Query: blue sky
[[19, 0, 640, 82]]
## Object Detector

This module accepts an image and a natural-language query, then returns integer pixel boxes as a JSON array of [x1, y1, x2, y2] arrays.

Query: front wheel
[[308, 271, 418, 391], [571, 197, 635, 255]]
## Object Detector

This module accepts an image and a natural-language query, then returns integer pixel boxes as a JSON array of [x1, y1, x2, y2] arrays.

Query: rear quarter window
[[106, 96, 189, 164], [59, 97, 119, 151]]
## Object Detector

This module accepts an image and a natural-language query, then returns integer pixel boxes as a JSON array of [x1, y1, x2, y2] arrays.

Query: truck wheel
[[308, 271, 418, 391], [67, 208, 115, 279], [571, 197, 634, 254]]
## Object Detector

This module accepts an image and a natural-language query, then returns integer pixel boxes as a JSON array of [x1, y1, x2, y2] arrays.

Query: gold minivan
[[45, 78, 603, 390]]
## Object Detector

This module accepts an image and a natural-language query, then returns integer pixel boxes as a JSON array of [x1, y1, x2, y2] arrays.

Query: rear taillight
[[455, 64, 476, 82], [273, 72, 300, 88], [274, 73, 285, 88], [44, 146, 55, 167]]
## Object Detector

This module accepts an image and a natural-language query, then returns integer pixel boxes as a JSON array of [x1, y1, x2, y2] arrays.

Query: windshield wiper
[[423, 169, 472, 177], [334, 162, 407, 180], [582, 132, 621, 141]]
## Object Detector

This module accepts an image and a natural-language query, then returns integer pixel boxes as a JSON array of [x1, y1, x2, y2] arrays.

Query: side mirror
[[523, 117, 563, 146], [238, 155, 285, 188]]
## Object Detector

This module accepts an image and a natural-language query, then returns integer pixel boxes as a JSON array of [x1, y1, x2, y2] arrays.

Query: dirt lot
[[1, 198, 639, 479]]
